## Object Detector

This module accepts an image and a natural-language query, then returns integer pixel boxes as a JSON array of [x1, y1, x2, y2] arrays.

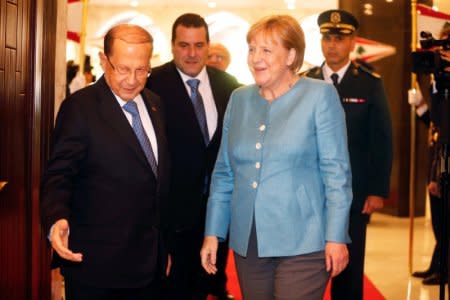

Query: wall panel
[[0, 0, 54, 298]]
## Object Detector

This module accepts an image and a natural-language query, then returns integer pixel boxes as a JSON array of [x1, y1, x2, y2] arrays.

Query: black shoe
[[412, 269, 435, 278], [422, 273, 447, 285]]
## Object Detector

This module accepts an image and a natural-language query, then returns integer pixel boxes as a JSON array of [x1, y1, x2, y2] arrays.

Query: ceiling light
[[363, 3, 373, 15], [130, 1, 139, 7], [208, 1, 217, 8], [285, 0, 296, 10]]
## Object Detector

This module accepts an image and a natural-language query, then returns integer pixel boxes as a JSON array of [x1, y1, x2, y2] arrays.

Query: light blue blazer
[[205, 77, 352, 257]]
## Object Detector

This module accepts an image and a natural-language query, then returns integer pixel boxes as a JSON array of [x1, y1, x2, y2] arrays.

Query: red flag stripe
[[417, 4, 450, 20], [67, 31, 80, 43]]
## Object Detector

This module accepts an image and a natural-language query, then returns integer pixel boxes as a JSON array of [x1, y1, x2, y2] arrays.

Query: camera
[[412, 31, 450, 74]]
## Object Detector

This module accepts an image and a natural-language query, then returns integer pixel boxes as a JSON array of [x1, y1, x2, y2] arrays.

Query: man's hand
[[325, 242, 349, 277], [50, 219, 83, 262], [166, 254, 172, 276], [440, 49, 450, 63], [200, 236, 218, 274], [362, 195, 384, 215], [428, 181, 441, 197], [408, 88, 424, 107]]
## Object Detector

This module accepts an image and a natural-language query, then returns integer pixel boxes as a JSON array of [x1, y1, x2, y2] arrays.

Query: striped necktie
[[187, 79, 209, 145], [123, 100, 158, 177]]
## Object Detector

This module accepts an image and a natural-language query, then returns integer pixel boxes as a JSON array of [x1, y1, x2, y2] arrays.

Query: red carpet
[[208, 250, 386, 300]]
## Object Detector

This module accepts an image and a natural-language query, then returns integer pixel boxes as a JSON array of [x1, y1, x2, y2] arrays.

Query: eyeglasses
[[106, 56, 151, 78]]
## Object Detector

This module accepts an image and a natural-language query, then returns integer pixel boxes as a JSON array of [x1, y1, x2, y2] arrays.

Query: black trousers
[[331, 212, 368, 300], [429, 193, 446, 274], [164, 226, 229, 300], [65, 277, 161, 300]]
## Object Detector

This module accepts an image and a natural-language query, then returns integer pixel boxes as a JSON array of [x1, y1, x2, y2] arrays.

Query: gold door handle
[[0, 181, 8, 191]]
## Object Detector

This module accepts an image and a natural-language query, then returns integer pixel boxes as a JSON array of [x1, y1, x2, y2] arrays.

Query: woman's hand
[[200, 236, 219, 274], [325, 242, 349, 277]]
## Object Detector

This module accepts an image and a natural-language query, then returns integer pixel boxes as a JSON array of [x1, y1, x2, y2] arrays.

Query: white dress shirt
[[177, 67, 218, 140]]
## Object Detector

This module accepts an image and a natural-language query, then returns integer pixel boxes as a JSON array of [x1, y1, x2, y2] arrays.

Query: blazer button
[[259, 124, 266, 131], [255, 162, 261, 169], [252, 181, 258, 189], [256, 143, 262, 150]]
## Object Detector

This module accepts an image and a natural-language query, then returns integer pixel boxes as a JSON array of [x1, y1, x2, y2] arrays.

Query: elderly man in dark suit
[[305, 9, 393, 300], [41, 24, 169, 299], [146, 13, 240, 300]]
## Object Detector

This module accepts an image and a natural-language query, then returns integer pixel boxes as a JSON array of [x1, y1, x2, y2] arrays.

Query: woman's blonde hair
[[247, 15, 305, 72]]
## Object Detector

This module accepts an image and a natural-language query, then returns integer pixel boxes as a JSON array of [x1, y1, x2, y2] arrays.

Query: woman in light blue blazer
[[200, 15, 352, 300]]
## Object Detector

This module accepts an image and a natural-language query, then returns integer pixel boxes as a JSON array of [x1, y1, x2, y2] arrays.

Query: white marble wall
[[83, 5, 325, 83]]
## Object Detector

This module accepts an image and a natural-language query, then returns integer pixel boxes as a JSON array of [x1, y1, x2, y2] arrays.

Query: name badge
[[342, 98, 366, 103]]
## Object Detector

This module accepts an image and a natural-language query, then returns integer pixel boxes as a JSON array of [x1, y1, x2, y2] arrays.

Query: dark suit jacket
[[306, 62, 393, 213], [40, 76, 170, 288], [146, 61, 240, 238]]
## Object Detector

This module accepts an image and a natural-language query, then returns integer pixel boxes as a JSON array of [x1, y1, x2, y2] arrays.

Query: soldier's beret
[[318, 10, 359, 35]]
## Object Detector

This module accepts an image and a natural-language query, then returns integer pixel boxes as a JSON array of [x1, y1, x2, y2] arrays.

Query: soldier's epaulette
[[355, 63, 381, 78], [298, 70, 309, 77], [300, 66, 321, 77]]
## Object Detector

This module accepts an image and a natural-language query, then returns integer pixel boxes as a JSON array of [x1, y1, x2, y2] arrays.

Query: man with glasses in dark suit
[[41, 24, 170, 299]]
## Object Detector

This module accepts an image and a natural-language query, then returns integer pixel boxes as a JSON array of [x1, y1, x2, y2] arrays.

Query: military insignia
[[342, 98, 367, 103], [371, 71, 381, 78], [330, 12, 341, 24], [151, 106, 157, 112], [314, 67, 321, 76]]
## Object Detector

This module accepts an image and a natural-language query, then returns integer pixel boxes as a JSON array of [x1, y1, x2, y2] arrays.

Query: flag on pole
[[68, 0, 83, 43]]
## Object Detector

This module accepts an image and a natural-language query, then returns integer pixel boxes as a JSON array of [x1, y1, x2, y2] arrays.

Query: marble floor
[[366, 213, 447, 300]]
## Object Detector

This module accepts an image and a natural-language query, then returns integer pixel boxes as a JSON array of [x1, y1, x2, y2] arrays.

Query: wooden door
[[0, 0, 56, 298]]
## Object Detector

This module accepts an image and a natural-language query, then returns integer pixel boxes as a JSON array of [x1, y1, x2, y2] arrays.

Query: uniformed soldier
[[305, 9, 393, 300]]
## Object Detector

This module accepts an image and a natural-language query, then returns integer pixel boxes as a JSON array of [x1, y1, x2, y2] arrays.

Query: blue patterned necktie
[[331, 73, 339, 87], [187, 79, 209, 145], [123, 100, 158, 177]]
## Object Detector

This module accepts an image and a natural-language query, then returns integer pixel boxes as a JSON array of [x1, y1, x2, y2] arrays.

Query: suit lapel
[[338, 62, 357, 95], [94, 77, 151, 169]]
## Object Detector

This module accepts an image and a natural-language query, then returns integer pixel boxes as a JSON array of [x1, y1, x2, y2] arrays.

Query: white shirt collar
[[112, 91, 144, 107], [177, 66, 208, 84], [322, 60, 351, 84]]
